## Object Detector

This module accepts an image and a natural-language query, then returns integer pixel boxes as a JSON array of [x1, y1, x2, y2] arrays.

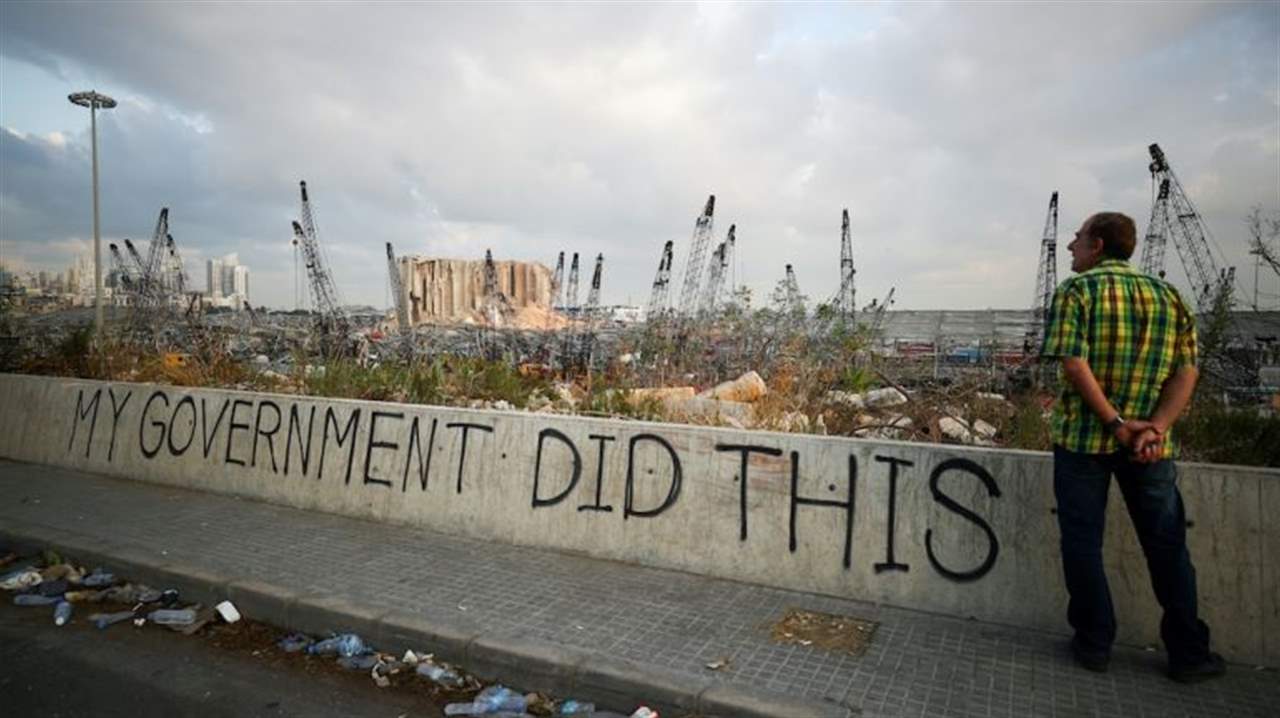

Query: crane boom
[[1027, 191, 1059, 353], [646, 241, 674, 320], [293, 181, 348, 350], [1147, 143, 1234, 312], [386, 242, 410, 334], [676, 195, 715, 317]]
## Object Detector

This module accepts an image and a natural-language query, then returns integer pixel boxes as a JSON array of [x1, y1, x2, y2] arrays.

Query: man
[[1040, 211, 1224, 683]]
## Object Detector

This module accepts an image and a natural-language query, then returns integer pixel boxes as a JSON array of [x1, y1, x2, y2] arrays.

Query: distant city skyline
[[1, 3, 1277, 311]]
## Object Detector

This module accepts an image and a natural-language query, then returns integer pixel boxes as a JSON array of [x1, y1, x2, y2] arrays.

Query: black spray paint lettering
[[284, 404, 317, 477], [319, 407, 361, 484], [68, 388, 102, 459], [224, 399, 253, 467], [200, 398, 231, 459], [925, 458, 1002, 582], [624, 433, 682, 519], [106, 388, 132, 462], [531, 428, 581, 508], [138, 390, 170, 459], [402, 416, 438, 492], [788, 451, 856, 569], [873, 455, 913, 574], [445, 422, 494, 494], [252, 400, 283, 473], [166, 395, 197, 457], [579, 434, 615, 513], [362, 410, 403, 488], [714, 443, 783, 541]]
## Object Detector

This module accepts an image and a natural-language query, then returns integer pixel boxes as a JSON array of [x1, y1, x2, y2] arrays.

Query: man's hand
[[1115, 420, 1164, 463], [1113, 419, 1154, 449]]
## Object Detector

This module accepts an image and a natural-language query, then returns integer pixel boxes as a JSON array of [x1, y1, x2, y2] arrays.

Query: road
[[0, 599, 444, 717]]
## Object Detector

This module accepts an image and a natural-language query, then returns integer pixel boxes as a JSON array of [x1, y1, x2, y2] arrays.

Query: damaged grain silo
[[395, 256, 563, 328]]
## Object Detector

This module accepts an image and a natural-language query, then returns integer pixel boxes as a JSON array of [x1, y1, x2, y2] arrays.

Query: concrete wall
[[2, 373, 1276, 665]]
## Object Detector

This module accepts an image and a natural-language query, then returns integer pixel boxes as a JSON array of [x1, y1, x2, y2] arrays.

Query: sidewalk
[[1, 459, 1274, 718]]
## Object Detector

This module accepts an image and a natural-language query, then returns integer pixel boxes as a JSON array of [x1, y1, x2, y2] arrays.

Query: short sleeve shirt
[[1040, 259, 1197, 457]]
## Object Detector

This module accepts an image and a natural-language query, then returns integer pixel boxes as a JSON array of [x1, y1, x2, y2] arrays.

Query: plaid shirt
[[1040, 258, 1197, 457]]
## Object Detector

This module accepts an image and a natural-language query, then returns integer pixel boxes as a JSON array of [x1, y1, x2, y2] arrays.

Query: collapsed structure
[[395, 257, 556, 327]]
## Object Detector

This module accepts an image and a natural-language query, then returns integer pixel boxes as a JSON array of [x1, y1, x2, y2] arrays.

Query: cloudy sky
[[1, 2, 1277, 311]]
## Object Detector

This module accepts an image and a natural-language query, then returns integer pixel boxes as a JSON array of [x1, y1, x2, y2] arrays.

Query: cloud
[[1, 2, 1277, 310]]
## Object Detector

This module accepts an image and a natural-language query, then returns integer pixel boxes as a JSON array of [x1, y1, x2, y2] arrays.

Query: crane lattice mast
[[565, 253, 581, 316], [676, 195, 715, 317], [1146, 143, 1235, 312], [699, 224, 736, 316], [1139, 179, 1171, 278], [782, 264, 804, 315], [386, 242, 410, 334], [550, 251, 565, 309], [836, 209, 856, 317], [646, 240, 674, 320], [293, 181, 349, 349], [870, 286, 896, 336], [1027, 191, 1059, 353], [575, 254, 605, 366]]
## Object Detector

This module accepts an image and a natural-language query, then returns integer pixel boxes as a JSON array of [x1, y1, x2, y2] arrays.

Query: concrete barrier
[[2, 373, 1276, 665]]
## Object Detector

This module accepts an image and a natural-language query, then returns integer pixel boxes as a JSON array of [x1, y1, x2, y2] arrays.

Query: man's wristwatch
[[1103, 415, 1125, 435]]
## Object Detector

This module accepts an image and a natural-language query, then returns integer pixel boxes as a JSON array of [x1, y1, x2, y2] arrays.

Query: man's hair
[[1087, 212, 1137, 260]]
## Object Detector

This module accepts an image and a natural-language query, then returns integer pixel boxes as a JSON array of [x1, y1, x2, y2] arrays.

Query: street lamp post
[[68, 90, 117, 342]]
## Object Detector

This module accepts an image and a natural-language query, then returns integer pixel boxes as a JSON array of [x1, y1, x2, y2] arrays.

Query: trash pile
[[1, 547, 658, 718], [1, 549, 238, 636]]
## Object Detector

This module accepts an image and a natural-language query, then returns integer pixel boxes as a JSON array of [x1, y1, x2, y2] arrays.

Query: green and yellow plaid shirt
[[1040, 258, 1197, 458]]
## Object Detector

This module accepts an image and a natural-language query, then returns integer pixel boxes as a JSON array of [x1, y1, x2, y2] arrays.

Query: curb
[[1, 522, 852, 718]]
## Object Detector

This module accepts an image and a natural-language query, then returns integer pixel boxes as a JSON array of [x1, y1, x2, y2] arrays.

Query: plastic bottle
[[90, 611, 137, 629], [559, 699, 595, 715], [416, 660, 465, 688], [0, 568, 42, 591], [81, 569, 117, 587], [54, 600, 73, 626], [444, 685, 527, 715], [277, 633, 313, 652], [147, 608, 196, 625], [14, 594, 61, 606], [306, 633, 367, 657]]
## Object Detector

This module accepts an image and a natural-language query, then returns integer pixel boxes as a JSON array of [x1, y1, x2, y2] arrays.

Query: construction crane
[[646, 240, 674, 320], [1027, 191, 1059, 354], [550, 251, 565, 310], [582, 253, 603, 320], [386, 242, 410, 334], [835, 209, 856, 317], [781, 264, 804, 316], [699, 224, 736, 316], [1145, 143, 1235, 313], [139, 208, 169, 303], [869, 286, 895, 336], [480, 249, 513, 326], [565, 253, 581, 316], [676, 195, 715, 317], [107, 243, 138, 301], [574, 254, 605, 367], [292, 181, 349, 353]]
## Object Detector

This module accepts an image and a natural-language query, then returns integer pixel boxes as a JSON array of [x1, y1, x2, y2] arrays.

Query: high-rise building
[[205, 253, 249, 308], [207, 258, 224, 299], [232, 265, 249, 303]]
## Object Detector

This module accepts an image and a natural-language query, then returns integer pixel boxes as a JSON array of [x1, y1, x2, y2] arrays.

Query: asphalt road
[[0, 599, 443, 718]]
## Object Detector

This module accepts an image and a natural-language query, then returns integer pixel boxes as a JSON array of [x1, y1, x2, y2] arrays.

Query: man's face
[[1067, 217, 1103, 273]]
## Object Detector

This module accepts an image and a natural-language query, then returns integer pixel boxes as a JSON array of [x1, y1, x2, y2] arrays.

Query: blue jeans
[[1053, 445, 1211, 667]]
